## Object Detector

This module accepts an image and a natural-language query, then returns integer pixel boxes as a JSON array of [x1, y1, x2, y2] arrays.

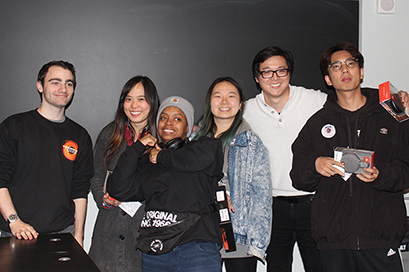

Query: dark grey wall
[[0, 0, 358, 141]]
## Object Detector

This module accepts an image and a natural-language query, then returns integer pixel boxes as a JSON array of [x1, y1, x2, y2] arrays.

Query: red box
[[379, 81, 409, 122]]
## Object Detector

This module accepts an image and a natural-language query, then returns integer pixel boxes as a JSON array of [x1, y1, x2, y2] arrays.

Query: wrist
[[7, 213, 19, 224], [102, 200, 113, 209], [75, 232, 84, 239]]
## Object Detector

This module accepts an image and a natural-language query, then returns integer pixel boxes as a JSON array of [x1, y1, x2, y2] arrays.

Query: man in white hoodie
[[243, 46, 327, 272]]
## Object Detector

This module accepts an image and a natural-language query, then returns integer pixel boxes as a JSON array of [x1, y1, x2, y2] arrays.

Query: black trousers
[[223, 257, 258, 272], [319, 248, 404, 272], [266, 195, 321, 272]]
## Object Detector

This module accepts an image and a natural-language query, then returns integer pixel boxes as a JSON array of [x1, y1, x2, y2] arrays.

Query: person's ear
[[36, 81, 44, 93], [324, 75, 333, 86]]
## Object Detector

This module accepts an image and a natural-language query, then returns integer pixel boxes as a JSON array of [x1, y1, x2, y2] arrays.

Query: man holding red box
[[291, 42, 409, 272]]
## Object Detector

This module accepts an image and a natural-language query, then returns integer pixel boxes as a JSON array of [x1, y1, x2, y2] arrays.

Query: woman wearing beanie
[[107, 96, 224, 272]]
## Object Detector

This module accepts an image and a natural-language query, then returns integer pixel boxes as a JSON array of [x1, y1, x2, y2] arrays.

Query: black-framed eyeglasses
[[328, 58, 358, 72], [259, 68, 289, 79]]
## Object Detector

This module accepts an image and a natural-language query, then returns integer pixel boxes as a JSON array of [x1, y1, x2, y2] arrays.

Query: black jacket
[[107, 136, 224, 246], [291, 88, 409, 250]]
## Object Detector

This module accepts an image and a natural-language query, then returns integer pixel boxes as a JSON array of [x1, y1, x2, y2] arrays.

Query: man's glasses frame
[[328, 58, 358, 72], [259, 68, 289, 79]]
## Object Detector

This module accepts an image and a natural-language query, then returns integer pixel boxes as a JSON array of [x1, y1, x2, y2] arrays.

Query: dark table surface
[[0, 233, 100, 272]]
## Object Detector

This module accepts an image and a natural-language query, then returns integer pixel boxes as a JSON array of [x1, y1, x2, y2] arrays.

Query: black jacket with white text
[[107, 136, 224, 247], [291, 88, 409, 250]]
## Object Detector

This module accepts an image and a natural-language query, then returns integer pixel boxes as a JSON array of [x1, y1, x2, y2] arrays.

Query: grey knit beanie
[[156, 96, 194, 137]]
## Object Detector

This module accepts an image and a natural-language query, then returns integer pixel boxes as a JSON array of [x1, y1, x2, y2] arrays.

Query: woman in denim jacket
[[195, 77, 272, 272]]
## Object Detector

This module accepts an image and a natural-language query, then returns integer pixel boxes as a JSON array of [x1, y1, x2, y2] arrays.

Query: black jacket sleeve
[[157, 136, 223, 178], [369, 120, 409, 192], [106, 140, 146, 202], [290, 119, 322, 192]]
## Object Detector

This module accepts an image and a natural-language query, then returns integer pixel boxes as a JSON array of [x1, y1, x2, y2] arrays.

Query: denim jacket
[[227, 120, 272, 261]]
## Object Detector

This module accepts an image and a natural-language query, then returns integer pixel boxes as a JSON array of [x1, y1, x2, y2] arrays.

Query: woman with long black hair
[[89, 76, 159, 272]]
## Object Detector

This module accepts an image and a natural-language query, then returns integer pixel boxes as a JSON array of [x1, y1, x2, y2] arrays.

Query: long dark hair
[[105, 76, 159, 165], [195, 77, 245, 148]]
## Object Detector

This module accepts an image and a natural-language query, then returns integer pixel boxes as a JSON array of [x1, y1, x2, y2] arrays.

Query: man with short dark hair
[[0, 60, 93, 247], [291, 42, 409, 272], [244, 46, 327, 271]]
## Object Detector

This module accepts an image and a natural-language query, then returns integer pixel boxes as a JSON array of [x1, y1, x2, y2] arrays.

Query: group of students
[[88, 74, 272, 272], [1, 41, 409, 272], [88, 41, 409, 272]]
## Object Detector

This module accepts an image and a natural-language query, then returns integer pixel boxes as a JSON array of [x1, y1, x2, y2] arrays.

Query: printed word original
[[141, 211, 178, 228]]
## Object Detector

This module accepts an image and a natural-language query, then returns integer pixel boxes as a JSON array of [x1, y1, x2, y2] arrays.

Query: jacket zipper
[[345, 114, 355, 197], [355, 111, 367, 251]]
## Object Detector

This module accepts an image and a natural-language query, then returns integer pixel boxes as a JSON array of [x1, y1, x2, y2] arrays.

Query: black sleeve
[[71, 130, 94, 199], [290, 120, 322, 192], [89, 125, 111, 209], [106, 140, 146, 202], [369, 121, 409, 192], [0, 119, 17, 189], [157, 136, 224, 178]]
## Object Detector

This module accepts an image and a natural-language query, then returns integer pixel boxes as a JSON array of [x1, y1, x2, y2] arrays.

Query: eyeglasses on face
[[328, 58, 358, 72], [259, 68, 289, 79]]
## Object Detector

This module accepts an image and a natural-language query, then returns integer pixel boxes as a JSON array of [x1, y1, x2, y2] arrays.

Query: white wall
[[361, 0, 409, 90], [84, 1, 409, 271]]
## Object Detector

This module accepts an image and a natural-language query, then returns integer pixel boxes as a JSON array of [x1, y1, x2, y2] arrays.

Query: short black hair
[[320, 42, 363, 77], [252, 46, 294, 90], [37, 60, 76, 89]]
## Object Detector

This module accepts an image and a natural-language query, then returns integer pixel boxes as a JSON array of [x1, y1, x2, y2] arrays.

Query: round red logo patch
[[62, 140, 78, 161]]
